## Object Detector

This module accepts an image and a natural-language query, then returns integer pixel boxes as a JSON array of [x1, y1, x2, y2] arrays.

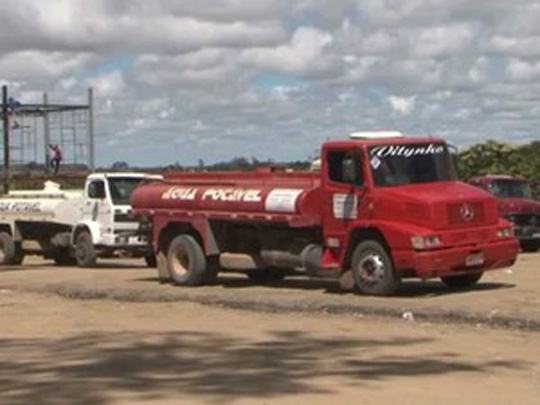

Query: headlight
[[411, 234, 442, 250], [497, 227, 514, 238]]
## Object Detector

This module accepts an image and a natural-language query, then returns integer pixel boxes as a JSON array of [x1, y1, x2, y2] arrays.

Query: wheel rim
[[171, 246, 190, 278], [0, 240, 5, 262], [356, 252, 386, 286]]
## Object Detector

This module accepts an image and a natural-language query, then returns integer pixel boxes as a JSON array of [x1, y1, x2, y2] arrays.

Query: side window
[[327, 150, 363, 185], [87, 180, 106, 199]]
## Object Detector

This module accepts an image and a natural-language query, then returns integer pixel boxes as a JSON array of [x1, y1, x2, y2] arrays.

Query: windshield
[[108, 177, 143, 205], [489, 180, 532, 199], [369, 143, 457, 187]]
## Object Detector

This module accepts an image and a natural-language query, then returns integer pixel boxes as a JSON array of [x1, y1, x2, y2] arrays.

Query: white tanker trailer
[[0, 172, 161, 267]]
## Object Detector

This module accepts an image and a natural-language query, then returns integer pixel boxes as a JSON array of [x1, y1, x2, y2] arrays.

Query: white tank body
[[0, 181, 84, 225]]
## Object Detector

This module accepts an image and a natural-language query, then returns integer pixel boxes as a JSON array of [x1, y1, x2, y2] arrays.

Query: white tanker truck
[[0, 172, 161, 267]]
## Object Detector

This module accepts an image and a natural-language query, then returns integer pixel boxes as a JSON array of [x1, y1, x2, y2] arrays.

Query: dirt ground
[[0, 253, 539, 404]]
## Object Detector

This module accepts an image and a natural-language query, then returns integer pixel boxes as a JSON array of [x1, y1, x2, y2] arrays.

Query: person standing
[[49, 144, 63, 174]]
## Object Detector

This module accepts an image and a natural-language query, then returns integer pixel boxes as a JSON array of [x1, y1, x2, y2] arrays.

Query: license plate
[[466, 252, 484, 267], [533, 232, 540, 238]]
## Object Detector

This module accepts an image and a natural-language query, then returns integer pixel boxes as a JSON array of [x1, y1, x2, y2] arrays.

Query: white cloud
[[506, 59, 540, 81], [388, 95, 416, 116], [89, 70, 126, 98], [0, 51, 94, 81], [240, 27, 336, 77]]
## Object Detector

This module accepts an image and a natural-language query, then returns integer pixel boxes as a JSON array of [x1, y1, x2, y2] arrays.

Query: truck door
[[83, 179, 113, 233], [321, 148, 365, 255]]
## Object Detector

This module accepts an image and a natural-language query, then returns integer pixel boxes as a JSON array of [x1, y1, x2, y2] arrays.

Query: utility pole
[[87, 87, 94, 171], [43, 92, 50, 174], [2, 85, 9, 194]]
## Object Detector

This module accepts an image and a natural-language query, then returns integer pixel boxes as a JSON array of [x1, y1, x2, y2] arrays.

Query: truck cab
[[0, 172, 161, 268], [469, 175, 540, 252], [73, 172, 162, 266], [316, 132, 518, 293]]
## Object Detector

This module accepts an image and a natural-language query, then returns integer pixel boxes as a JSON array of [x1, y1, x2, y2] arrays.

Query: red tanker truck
[[131, 131, 518, 295]]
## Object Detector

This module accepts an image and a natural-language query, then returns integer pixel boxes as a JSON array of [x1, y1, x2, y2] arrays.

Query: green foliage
[[458, 140, 540, 198]]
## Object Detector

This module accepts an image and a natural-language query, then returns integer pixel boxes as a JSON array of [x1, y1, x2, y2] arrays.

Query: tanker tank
[[0, 181, 83, 225], [131, 169, 324, 225]]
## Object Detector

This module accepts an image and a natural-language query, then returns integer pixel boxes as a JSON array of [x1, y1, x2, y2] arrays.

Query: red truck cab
[[131, 132, 518, 295], [469, 175, 540, 252]]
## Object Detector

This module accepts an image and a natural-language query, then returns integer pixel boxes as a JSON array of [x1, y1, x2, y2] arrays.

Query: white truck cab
[[0, 172, 161, 267]]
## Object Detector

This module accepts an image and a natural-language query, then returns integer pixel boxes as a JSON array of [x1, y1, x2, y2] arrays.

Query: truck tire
[[246, 267, 285, 283], [441, 272, 483, 288], [351, 240, 401, 296], [205, 255, 220, 284], [144, 254, 157, 267], [0, 233, 24, 265], [53, 248, 77, 266], [75, 230, 97, 267], [520, 240, 539, 253], [167, 234, 207, 286]]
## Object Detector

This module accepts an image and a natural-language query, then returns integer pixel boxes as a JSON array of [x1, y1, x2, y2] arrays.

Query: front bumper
[[393, 238, 519, 279], [99, 233, 148, 247]]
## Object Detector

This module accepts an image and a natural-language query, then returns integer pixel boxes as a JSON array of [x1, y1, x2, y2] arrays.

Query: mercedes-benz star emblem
[[460, 203, 474, 222]]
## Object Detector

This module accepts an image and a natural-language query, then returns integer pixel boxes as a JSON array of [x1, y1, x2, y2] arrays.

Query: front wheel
[[520, 240, 539, 253], [441, 272, 483, 288], [351, 240, 401, 296], [75, 230, 97, 267]]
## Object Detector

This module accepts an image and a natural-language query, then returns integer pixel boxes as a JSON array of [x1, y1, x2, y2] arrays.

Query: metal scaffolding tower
[[0, 86, 94, 193]]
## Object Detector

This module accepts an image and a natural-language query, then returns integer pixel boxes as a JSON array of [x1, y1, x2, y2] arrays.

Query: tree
[[112, 161, 129, 170]]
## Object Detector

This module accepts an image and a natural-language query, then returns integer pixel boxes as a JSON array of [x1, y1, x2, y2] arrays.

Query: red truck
[[469, 175, 540, 252], [131, 132, 518, 296]]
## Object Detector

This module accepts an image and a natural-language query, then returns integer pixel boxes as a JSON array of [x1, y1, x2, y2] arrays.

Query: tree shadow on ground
[[0, 330, 524, 405]]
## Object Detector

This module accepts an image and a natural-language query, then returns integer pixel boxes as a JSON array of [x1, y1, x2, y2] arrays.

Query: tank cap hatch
[[350, 131, 404, 139]]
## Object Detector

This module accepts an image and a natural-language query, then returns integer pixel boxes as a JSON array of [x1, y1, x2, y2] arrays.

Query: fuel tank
[[131, 170, 323, 224]]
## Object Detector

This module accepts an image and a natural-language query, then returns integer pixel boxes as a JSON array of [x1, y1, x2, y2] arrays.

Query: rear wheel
[[441, 272, 483, 288], [75, 230, 97, 267], [167, 234, 207, 286], [0, 232, 24, 265], [0, 233, 24, 265], [144, 254, 157, 267], [205, 255, 220, 284], [53, 248, 76, 266], [351, 240, 401, 296]]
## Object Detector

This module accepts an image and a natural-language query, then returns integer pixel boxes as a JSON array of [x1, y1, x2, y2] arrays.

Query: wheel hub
[[171, 247, 189, 277], [358, 253, 385, 283]]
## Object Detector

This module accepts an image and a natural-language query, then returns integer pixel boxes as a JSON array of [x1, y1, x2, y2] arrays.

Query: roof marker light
[[350, 131, 404, 139]]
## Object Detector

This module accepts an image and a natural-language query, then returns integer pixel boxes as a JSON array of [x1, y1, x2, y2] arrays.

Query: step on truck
[[0, 172, 161, 267], [469, 175, 540, 252], [130, 132, 519, 296]]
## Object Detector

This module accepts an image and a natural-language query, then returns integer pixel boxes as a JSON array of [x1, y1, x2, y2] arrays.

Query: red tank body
[[131, 170, 323, 226]]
